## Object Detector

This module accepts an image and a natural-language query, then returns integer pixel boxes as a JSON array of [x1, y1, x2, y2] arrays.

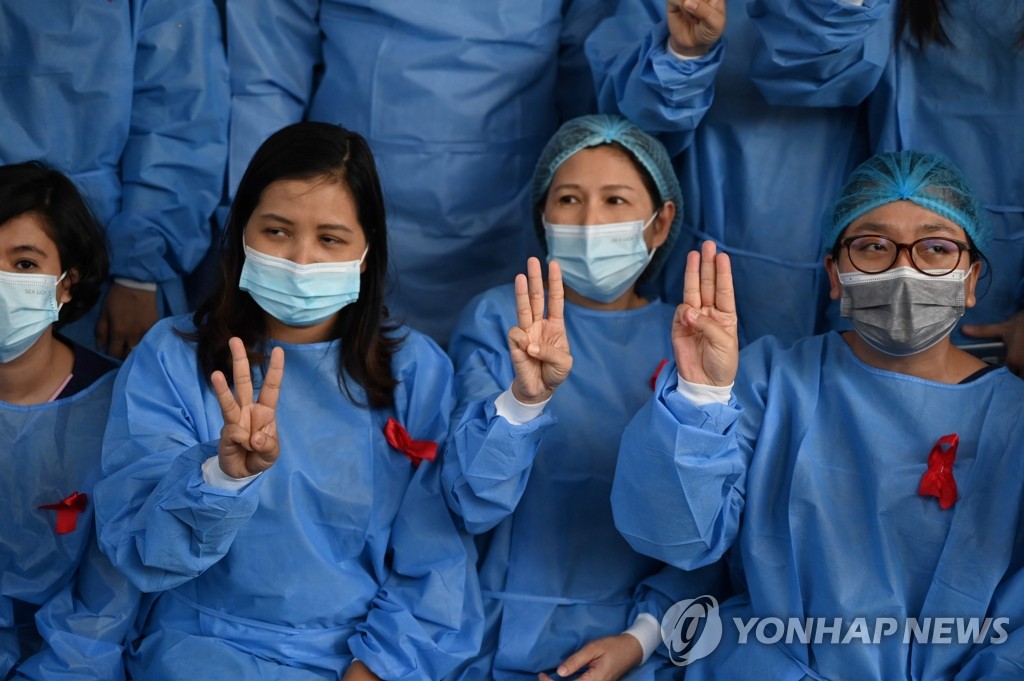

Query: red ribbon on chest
[[918, 434, 959, 510], [384, 417, 437, 468], [650, 358, 669, 391], [38, 491, 89, 534]]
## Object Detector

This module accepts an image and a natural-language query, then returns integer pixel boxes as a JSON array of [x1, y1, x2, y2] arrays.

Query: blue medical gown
[[0, 0, 228, 326], [1, 372, 138, 680], [94, 317, 482, 680], [225, 0, 617, 345], [747, 0, 1024, 337], [586, 1, 869, 346], [443, 286, 726, 680], [613, 332, 1024, 679]]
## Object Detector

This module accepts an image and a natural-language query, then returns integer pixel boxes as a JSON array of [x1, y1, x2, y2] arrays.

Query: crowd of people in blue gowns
[[1, 0, 1022, 679]]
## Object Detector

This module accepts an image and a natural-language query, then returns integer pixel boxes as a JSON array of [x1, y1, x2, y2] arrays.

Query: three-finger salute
[[508, 257, 573, 404], [672, 240, 738, 386]]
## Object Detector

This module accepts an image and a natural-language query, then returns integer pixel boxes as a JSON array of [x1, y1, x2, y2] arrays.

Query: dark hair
[[186, 122, 401, 408], [532, 141, 665, 283], [898, 1, 1024, 49], [0, 161, 109, 325]]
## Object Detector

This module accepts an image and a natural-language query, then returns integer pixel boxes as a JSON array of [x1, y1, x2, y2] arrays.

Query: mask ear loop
[[641, 208, 662, 264], [55, 271, 68, 313]]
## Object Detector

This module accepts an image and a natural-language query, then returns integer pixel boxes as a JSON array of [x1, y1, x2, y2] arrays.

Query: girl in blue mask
[[0, 161, 137, 678], [612, 151, 1024, 679], [441, 114, 726, 681], [92, 122, 516, 680]]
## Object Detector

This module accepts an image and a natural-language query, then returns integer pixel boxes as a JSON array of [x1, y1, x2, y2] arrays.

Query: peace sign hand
[[211, 337, 285, 478], [508, 257, 573, 404], [673, 240, 738, 387], [667, 0, 727, 58]]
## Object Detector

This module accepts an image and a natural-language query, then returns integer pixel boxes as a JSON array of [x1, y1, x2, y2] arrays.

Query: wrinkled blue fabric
[[443, 285, 725, 680], [94, 317, 482, 680], [1, 370, 137, 680], [225, 0, 618, 345], [0, 0, 229, 344], [586, 1, 870, 346], [748, 0, 1024, 338], [613, 332, 1024, 679]]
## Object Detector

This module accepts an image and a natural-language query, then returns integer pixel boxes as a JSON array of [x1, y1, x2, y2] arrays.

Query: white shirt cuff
[[676, 374, 733, 406], [494, 388, 549, 425], [666, 38, 704, 61], [113, 277, 158, 292], [623, 613, 661, 664], [202, 455, 262, 491], [839, 0, 865, 5]]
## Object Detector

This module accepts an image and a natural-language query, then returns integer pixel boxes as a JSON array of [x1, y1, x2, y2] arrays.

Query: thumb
[[961, 322, 1005, 339]]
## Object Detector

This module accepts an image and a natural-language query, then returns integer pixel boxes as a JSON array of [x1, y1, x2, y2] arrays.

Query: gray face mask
[[838, 266, 967, 357]]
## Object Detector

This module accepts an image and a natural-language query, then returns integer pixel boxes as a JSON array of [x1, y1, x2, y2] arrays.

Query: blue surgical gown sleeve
[[612, 356, 769, 570], [14, 538, 139, 681], [349, 334, 483, 680], [556, 0, 626, 122], [224, 0, 319, 200], [0, 598, 16, 678], [106, 0, 229, 290], [747, 0, 896, 107], [95, 319, 265, 592], [585, 0, 723, 156], [443, 288, 555, 534]]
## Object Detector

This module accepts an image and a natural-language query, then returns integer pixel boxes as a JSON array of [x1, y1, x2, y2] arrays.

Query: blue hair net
[[531, 114, 683, 282], [825, 150, 991, 253]]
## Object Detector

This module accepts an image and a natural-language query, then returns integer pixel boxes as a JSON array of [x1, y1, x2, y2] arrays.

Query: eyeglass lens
[[846, 236, 964, 275]]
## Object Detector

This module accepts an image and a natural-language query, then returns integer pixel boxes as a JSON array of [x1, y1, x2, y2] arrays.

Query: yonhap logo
[[661, 594, 723, 666]]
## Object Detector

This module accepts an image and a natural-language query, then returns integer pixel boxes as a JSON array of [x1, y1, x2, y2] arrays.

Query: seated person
[[0, 161, 136, 679], [612, 150, 1024, 679]]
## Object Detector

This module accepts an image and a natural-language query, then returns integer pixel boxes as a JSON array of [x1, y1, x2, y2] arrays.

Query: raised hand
[[673, 240, 738, 386], [508, 257, 573, 404], [211, 337, 285, 478], [538, 634, 643, 681], [667, 0, 727, 58]]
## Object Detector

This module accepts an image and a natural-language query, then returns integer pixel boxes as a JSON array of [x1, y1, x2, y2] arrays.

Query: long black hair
[[0, 161, 109, 326], [186, 122, 401, 408]]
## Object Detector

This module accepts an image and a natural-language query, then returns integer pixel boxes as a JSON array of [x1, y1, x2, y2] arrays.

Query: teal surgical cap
[[531, 114, 683, 282], [825, 150, 991, 253]]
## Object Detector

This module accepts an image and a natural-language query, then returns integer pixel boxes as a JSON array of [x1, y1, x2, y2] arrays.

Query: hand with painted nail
[[672, 240, 738, 386], [508, 257, 573, 404], [211, 336, 285, 478], [667, 0, 727, 58]]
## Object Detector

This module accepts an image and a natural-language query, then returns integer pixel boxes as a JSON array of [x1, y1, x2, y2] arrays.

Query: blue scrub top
[[748, 0, 1024, 339], [94, 317, 482, 680], [226, 0, 619, 345], [614, 332, 1024, 679], [443, 285, 726, 680], [586, 0, 870, 346]]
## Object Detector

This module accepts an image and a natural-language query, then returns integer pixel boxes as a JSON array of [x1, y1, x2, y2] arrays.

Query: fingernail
[[253, 433, 265, 446], [528, 343, 540, 356], [556, 666, 567, 677]]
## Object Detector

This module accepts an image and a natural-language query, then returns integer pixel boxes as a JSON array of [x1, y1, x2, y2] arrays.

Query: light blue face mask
[[239, 244, 367, 327], [543, 213, 658, 303], [0, 270, 66, 363]]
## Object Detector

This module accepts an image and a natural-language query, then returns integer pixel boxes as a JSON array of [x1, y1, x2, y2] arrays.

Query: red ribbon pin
[[918, 434, 959, 510], [38, 491, 89, 534], [650, 359, 669, 391], [384, 417, 438, 468]]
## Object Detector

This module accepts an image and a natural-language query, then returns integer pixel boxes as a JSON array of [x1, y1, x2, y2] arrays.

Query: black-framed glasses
[[835, 235, 974, 276]]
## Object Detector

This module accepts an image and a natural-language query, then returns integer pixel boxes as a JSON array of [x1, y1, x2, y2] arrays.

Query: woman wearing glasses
[[611, 150, 1024, 679]]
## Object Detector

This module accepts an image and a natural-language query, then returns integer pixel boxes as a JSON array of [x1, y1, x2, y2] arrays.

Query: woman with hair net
[[746, 0, 1024, 372], [442, 114, 725, 681], [612, 150, 1024, 679], [0, 162, 138, 679]]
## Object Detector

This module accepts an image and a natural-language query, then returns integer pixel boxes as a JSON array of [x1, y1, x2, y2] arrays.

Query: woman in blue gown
[[443, 115, 725, 681], [0, 161, 137, 679], [93, 123, 486, 680], [613, 150, 1024, 679]]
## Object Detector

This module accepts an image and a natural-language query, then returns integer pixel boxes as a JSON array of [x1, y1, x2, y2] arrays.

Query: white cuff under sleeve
[[202, 455, 262, 491], [113, 277, 158, 292], [623, 613, 661, 664], [494, 388, 549, 426], [666, 38, 704, 61], [839, 0, 865, 5], [676, 374, 733, 406]]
